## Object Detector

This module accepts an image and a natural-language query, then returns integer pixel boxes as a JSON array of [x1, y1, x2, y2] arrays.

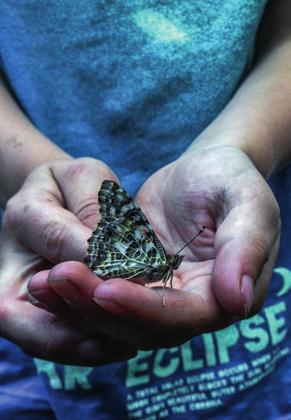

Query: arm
[[0, 74, 70, 207], [191, 0, 291, 178], [0, 73, 138, 364], [23, 0, 291, 354], [50, 0, 289, 334]]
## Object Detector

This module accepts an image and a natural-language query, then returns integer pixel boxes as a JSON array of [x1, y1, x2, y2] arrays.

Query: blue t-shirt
[[1, 1, 291, 419]]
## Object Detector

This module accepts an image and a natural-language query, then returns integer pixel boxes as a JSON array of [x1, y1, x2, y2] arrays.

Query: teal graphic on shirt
[[275, 268, 291, 296], [33, 265, 290, 418], [3, 1, 290, 419]]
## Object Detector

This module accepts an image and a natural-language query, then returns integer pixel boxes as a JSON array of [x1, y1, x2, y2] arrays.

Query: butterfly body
[[85, 180, 184, 286]]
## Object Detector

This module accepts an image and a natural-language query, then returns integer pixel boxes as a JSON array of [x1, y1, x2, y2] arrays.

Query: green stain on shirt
[[132, 10, 188, 43]]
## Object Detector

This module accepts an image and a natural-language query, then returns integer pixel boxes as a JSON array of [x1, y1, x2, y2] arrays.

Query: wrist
[[0, 134, 72, 207], [187, 36, 291, 180], [188, 123, 276, 179], [0, 75, 72, 206]]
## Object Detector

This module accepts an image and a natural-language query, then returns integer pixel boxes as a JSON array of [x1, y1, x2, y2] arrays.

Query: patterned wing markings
[[85, 180, 172, 282], [86, 219, 168, 279], [85, 180, 206, 305], [98, 180, 167, 260]]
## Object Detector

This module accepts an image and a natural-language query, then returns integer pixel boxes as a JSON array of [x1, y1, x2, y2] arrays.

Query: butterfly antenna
[[175, 225, 206, 255]]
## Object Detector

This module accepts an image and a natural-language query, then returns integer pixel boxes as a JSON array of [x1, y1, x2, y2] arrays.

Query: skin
[[0, 0, 290, 365]]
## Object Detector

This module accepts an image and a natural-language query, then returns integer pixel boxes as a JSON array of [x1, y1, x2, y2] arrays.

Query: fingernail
[[27, 293, 51, 311], [92, 295, 123, 316], [93, 296, 115, 305], [50, 281, 81, 304], [28, 296, 42, 306], [93, 286, 116, 307], [240, 275, 255, 317], [28, 289, 50, 306], [92, 297, 119, 315], [29, 289, 47, 299], [92, 286, 124, 316]]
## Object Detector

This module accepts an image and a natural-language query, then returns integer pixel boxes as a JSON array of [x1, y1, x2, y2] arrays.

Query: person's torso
[[2, 2, 291, 419]]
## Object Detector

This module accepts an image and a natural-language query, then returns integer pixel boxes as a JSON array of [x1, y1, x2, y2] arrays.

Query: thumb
[[3, 158, 117, 263], [212, 204, 280, 318], [52, 157, 118, 229]]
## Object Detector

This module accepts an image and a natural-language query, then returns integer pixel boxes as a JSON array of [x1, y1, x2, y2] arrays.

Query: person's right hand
[[0, 157, 137, 365]]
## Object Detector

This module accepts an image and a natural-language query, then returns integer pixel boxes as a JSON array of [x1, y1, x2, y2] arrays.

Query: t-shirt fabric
[[1, 1, 291, 419]]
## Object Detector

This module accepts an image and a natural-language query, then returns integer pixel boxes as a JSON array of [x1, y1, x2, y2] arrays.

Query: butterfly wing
[[85, 180, 169, 281]]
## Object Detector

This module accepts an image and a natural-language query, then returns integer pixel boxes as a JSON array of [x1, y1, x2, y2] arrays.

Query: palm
[[136, 146, 280, 328], [136, 163, 223, 330], [26, 150, 280, 352]]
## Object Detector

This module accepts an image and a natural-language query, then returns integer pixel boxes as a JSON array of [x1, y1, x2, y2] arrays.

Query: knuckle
[[3, 193, 40, 233], [77, 156, 112, 174], [63, 160, 88, 179], [42, 336, 62, 361], [267, 199, 281, 230], [76, 199, 100, 225], [26, 333, 65, 362], [40, 221, 69, 262], [2, 195, 22, 229], [249, 235, 270, 266], [66, 157, 115, 184]]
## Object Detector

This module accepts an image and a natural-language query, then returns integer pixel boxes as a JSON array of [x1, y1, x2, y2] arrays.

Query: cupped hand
[[86, 145, 280, 334], [0, 157, 138, 365], [27, 146, 280, 356]]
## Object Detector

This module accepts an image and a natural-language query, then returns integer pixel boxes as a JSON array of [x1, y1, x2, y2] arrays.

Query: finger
[[52, 158, 118, 229], [4, 158, 117, 263], [249, 234, 280, 316], [5, 186, 92, 263], [1, 256, 137, 364], [92, 278, 232, 334], [1, 300, 136, 366], [29, 265, 111, 324], [14, 204, 90, 262], [212, 202, 280, 318], [44, 262, 193, 349], [47, 262, 104, 319], [28, 270, 79, 316]]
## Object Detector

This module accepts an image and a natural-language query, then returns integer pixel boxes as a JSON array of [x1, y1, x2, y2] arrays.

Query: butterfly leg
[[162, 270, 173, 307], [162, 282, 167, 307], [170, 272, 174, 288]]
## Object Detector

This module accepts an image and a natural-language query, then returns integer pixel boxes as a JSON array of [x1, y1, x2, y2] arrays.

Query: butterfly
[[84, 180, 205, 305]]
